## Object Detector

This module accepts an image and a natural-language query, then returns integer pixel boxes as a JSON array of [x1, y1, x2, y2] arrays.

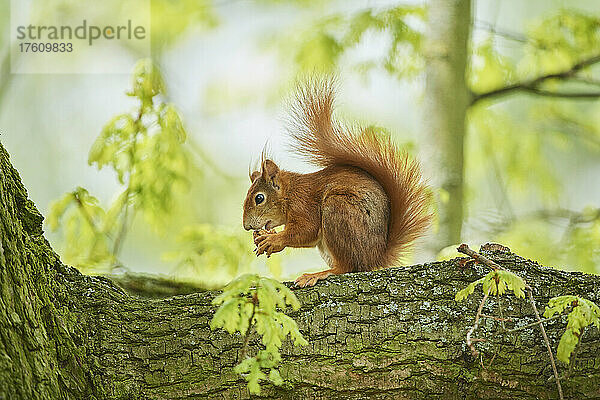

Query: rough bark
[[107, 273, 208, 299], [1, 141, 599, 400], [422, 0, 472, 252]]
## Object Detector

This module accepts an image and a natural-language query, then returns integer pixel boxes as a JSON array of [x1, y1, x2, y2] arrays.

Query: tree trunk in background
[[1, 141, 600, 400], [422, 0, 472, 253]]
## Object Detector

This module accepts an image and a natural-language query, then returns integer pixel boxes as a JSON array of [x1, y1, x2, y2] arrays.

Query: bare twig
[[523, 87, 600, 99], [484, 144, 515, 221], [486, 349, 499, 369], [457, 244, 505, 271], [240, 296, 257, 360], [527, 286, 564, 400], [473, 20, 529, 44], [458, 244, 564, 399], [112, 109, 143, 259], [188, 138, 238, 181], [529, 207, 600, 224], [480, 314, 512, 322], [112, 194, 133, 258], [569, 76, 600, 87], [544, 115, 600, 149], [471, 314, 562, 343], [471, 54, 600, 105], [497, 294, 507, 331], [73, 192, 100, 233], [466, 285, 492, 356]]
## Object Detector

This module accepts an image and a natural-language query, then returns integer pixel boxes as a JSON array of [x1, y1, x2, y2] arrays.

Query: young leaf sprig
[[210, 274, 308, 394], [455, 268, 526, 301], [543, 295, 600, 363], [48, 59, 192, 273]]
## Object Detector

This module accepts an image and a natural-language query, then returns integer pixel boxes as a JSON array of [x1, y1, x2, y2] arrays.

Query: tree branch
[[2, 142, 600, 399], [458, 244, 564, 399], [111, 109, 143, 260], [473, 20, 529, 44], [471, 54, 600, 105], [523, 87, 600, 99], [529, 208, 600, 225], [569, 76, 600, 87], [527, 286, 564, 400]]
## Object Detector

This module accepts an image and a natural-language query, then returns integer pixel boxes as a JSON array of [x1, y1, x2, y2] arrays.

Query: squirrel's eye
[[255, 193, 265, 205]]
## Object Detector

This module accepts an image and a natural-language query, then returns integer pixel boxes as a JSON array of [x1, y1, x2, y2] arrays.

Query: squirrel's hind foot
[[295, 268, 341, 288]]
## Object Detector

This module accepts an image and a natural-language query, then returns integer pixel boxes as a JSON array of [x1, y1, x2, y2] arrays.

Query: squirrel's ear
[[250, 170, 261, 183], [262, 159, 281, 190]]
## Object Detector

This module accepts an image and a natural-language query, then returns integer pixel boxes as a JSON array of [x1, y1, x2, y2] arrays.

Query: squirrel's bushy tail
[[289, 78, 432, 266]]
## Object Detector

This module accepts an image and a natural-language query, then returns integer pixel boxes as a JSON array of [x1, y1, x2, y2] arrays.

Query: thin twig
[[473, 20, 529, 44], [112, 109, 143, 258], [480, 314, 512, 322], [188, 138, 238, 181], [112, 195, 133, 257], [547, 116, 600, 149], [466, 285, 492, 356], [457, 244, 505, 271], [74, 192, 100, 233], [470, 314, 562, 343], [523, 87, 600, 99], [471, 54, 600, 105], [239, 298, 257, 360], [527, 286, 563, 400], [569, 76, 600, 87], [484, 141, 516, 221], [528, 207, 600, 224], [486, 349, 499, 369], [458, 244, 564, 399], [497, 294, 507, 331]]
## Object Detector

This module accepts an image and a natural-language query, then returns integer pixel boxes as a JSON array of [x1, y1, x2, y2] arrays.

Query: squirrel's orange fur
[[243, 79, 432, 287]]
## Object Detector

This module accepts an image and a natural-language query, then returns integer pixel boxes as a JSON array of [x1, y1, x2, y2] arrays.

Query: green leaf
[[89, 114, 136, 172], [47, 192, 76, 231], [129, 58, 166, 106], [102, 191, 128, 233], [237, 301, 254, 335], [481, 271, 496, 295], [160, 104, 187, 142], [247, 358, 266, 394], [295, 31, 343, 72], [213, 274, 258, 305], [234, 357, 254, 374], [455, 277, 486, 301], [497, 270, 526, 298], [269, 369, 284, 386], [557, 329, 578, 364], [456, 268, 527, 301], [209, 274, 308, 395], [209, 298, 243, 334], [544, 296, 600, 363]]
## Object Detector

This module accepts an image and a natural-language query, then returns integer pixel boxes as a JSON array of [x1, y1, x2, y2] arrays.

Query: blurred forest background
[[0, 0, 599, 287]]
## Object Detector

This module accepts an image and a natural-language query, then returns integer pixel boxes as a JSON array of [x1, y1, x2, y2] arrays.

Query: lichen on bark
[[0, 141, 599, 400]]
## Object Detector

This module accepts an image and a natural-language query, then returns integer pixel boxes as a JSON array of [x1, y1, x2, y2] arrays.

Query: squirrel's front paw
[[253, 228, 275, 244], [254, 233, 284, 257]]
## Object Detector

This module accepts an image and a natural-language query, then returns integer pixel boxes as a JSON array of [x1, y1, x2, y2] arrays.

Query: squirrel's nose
[[243, 222, 252, 231]]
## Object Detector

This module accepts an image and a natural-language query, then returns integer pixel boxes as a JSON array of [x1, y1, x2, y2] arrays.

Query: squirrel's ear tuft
[[250, 170, 261, 182], [262, 159, 281, 190]]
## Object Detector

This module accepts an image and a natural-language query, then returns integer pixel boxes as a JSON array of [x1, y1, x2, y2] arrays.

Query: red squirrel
[[242, 79, 432, 287]]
